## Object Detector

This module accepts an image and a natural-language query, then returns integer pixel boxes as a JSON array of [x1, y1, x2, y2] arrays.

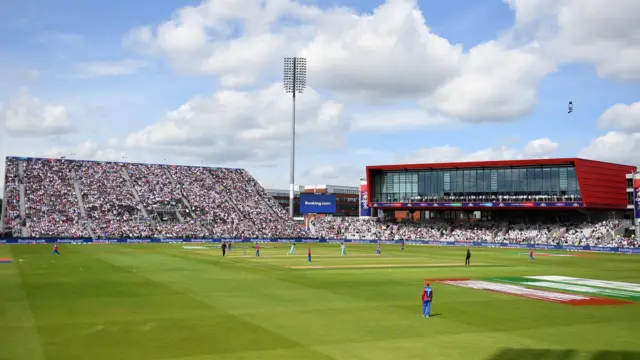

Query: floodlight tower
[[283, 57, 307, 218]]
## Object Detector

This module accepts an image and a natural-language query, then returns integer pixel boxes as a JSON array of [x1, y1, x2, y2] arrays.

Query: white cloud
[[0, 89, 75, 136], [397, 138, 559, 164], [75, 59, 149, 77], [578, 131, 640, 165], [578, 102, 640, 165], [524, 137, 559, 155], [299, 0, 463, 102], [123, 83, 347, 164], [597, 102, 640, 133], [398, 145, 524, 164], [123, 0, 319, 87], [425, 41, 555, 121], [42, 140, 127, 162], [509, 0, 640, 81], [351, 109, 450, 131], [125, 0, 552, 120], [299, 164, 364, 186]]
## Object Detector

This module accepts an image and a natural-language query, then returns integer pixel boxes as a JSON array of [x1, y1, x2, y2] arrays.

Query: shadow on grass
[[488, 348, 640, 360]]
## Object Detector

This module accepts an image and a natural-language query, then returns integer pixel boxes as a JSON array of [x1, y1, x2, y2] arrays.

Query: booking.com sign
[[299, 194, 337, 214]]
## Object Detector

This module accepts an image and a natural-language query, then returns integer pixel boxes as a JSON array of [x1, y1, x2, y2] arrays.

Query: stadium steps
[[175, 209, 184, 223], [613, 220, 631, 238], [163, 167, 196, 220], [18, 160, 27, 237], [70, 169, 96, 239], [241, 170, 296, 230], [70, 169, 88, 219], [120, 168, 153, 224]]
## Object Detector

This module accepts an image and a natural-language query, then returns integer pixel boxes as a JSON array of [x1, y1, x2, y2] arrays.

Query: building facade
[[265, 189, 302, 217], [266, 184, 359, 217], [366, 158, 636, 221]]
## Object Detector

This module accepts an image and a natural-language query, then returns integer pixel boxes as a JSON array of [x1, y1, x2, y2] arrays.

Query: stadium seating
[[2, 157, 305, 239], [2, 159, 21, 234], [310, 217, 637, 247], [1, 157, 636, 248]]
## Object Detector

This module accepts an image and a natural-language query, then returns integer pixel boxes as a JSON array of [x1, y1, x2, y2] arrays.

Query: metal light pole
[[283, 57, 307, 218]]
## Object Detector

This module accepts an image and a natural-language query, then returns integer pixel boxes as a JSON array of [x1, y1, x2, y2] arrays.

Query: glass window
[[469, 170, 477, 192], [462, 170, 471, 192], [456, 170, 464, 193], [476, 170, 484, 193], [518, 169, 527, 192], [424, 172, 431, 196], [497, 169, 504, 192], [559, 168, 568, 191], [534, 168, 542, 193], [484, 170, 491, 192], [550, 168, 559, 192], [504, 169, 512, 192], [429, 171, 435, 196], [450, 171, 457, 193], [541, 169, 551, 194], [491, 170, 498, 192], [409, 172, 418, 197], [542, 168, 551, 192], [443, 171, 451, 192], [567, 168, 576, 191], [527, 169, 535, 192]]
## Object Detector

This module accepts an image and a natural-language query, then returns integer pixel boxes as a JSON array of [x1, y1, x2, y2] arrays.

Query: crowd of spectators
[[77, 162, 154, 238], [23, 159, 88, 237], [211, 168, 303, 238], [311, 217, 638, 248], [400, 194, 582, 203], [2, 158, 305, 239], [1, 157, 638, 248]]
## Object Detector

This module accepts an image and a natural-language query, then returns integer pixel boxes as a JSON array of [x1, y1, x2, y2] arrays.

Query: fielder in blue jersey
[[52, 243, 60, 256], [376, 242, 381, 255], [421, 281, 433, 318]]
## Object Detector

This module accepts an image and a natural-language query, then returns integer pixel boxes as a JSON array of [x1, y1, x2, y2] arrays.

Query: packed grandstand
[[1, 157, 638, 248]]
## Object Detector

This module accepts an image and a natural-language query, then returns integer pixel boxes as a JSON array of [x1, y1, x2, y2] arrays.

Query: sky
[[1, 0, 640, 194]]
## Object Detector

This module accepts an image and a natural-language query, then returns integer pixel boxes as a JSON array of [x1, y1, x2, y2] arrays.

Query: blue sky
[[1, 0, 639, 192]]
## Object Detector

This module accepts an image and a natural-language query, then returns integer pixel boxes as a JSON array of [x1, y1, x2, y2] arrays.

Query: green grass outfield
[[1, 243, 640, 360]]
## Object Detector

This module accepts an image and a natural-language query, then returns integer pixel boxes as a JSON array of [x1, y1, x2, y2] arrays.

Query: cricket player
[[529, 248, 535, 261], [376, 242, 381, 255], [256, 243, 260, 257], [227, 241, 232, 254], [401, 240, 405, 252], [52, 242, 61, 256], [340, 242, 346, 256], [465, 248, 471, 265], [421, 281, 433, 318], [222, 242, 227, 257], [287, 242, 296, 255], [308, 247, 312, 262]]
